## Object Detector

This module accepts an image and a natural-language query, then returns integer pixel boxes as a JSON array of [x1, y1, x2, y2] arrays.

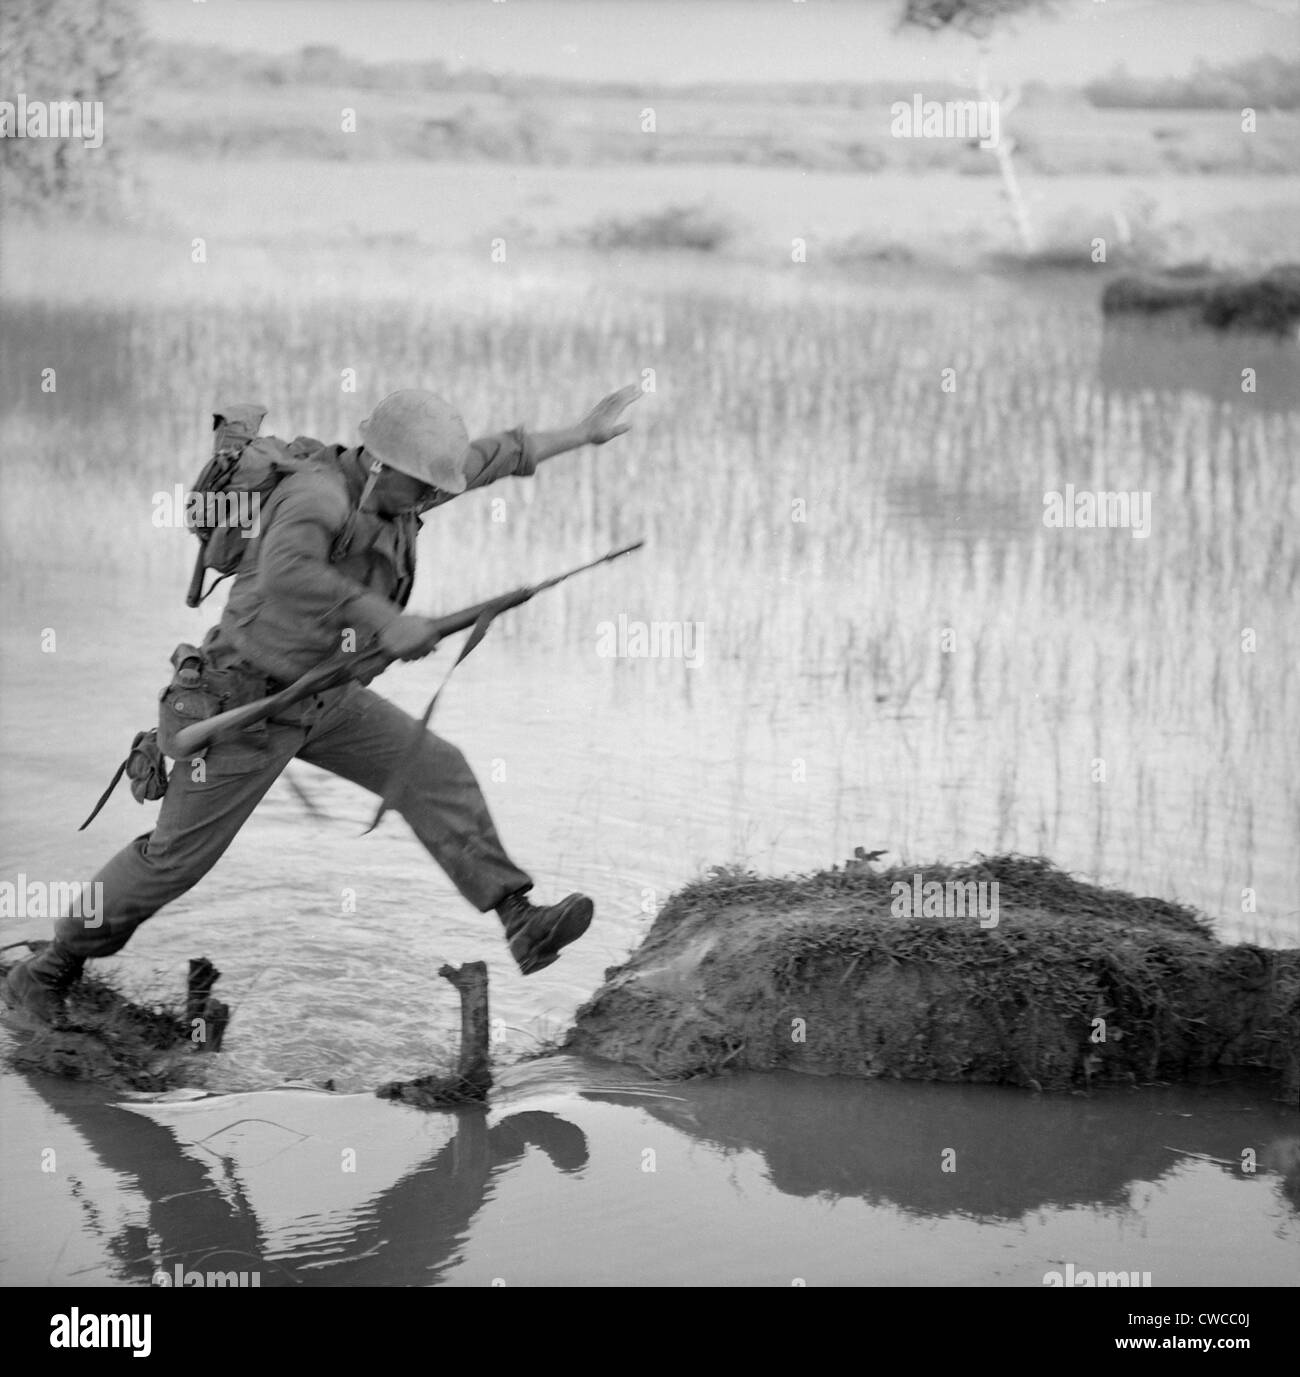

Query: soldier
[[3, 385, 641, 1025]]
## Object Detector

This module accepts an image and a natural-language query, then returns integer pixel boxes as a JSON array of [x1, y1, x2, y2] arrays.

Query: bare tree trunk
[[977, 51, 1036, 254]]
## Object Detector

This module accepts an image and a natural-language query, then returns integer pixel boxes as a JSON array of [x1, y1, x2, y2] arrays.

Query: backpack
[[184, 403, 325, 606]]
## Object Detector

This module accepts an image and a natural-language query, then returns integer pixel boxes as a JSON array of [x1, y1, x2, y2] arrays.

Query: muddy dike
[[1100, 262, 1300, 336], [0, 946, 493, 1106], [565, 857, 1300, 1098], [0, 945, 228, 1093]]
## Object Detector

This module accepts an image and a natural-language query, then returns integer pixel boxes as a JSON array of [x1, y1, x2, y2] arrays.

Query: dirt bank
[[0, 944, 227, 1093], [565, 857, 1300, 1098], [1101, 263, 1300, 334]]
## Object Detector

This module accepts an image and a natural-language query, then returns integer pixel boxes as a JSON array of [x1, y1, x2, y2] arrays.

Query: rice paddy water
[[1, 254, 1296, 1286]]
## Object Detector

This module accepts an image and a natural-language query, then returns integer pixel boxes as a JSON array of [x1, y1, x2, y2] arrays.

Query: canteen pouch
[[78, 729, 170, 831], [158, 643, 222, 759], [127, 729, 169, 802]]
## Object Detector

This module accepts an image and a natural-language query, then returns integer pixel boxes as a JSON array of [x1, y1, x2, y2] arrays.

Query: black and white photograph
[[1, 0, 1297, 1321]]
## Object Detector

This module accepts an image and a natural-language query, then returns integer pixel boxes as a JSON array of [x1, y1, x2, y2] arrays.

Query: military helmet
[[358, 390, 470, 494]]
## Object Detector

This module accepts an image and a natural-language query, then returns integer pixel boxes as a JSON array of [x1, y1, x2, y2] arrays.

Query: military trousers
[[55, 683, 533, 959]]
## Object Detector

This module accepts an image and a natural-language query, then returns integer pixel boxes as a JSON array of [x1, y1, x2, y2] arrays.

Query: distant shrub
[[585, 204, 734, 253], [1085, 55, 1300, 110], [827, 234, 919, 267], [412, 104, 565, 163]]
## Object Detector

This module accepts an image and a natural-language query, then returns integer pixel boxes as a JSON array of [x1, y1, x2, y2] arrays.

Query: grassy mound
[[1101, 263, 1300, 335], [566, 856, 1300, 1097]]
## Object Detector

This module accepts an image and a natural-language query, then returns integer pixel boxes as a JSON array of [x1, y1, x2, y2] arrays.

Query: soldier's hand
[[579, 384, 641, 446], [380, 615, 442, 661]]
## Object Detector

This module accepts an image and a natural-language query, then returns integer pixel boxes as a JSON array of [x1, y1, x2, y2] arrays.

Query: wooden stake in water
[[186, 957, 230, 1053], [439, 961, 492, 1099], [375, 960, 492, 1107]]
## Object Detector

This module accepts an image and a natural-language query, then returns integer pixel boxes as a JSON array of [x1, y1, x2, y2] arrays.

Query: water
[[2, 561, 1295, 1095], [1, 265, 1297, 1284], [2, 1061, 1295, 1286]]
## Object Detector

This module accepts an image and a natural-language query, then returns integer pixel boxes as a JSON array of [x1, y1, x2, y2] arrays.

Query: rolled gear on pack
[[185, 403, 325, 607]]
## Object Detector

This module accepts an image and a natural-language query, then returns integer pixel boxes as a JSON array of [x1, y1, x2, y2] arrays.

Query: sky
[[144, 0, 1299, 86]]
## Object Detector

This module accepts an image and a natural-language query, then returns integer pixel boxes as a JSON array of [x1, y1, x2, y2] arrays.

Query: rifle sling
[[78, 756, 131, 832], [362, 598, 508, 834]]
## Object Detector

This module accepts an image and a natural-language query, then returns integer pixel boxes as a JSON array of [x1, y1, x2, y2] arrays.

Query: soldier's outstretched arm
[[456, 383, 641, 497], [524, 383, 641, 466]]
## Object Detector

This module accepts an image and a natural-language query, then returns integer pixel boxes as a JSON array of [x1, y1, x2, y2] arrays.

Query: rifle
[[171, 539, 644, 758]]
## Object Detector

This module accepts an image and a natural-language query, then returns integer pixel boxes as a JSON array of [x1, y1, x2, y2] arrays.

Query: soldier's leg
[[55, 726, 303, 960], [300, 686, 592, 974], [299, 687, 531, 911]]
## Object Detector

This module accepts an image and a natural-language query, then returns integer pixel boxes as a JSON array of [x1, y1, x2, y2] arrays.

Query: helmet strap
[[358, 456, 384, 513]]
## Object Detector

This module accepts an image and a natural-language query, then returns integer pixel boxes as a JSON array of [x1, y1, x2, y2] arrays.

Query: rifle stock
[[169, 539, 642, 757]]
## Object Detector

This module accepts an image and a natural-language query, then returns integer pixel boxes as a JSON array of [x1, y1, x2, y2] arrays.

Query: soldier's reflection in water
[[37, 1083, 587, 1286], [27, 1071, 1296, 1286]]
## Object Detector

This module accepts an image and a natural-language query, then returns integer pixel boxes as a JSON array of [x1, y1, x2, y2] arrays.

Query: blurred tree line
[[0, 0, 142, 214], [1085, 56, 1300, 111], [145, 39, 1299, 113], [2, 0, 1293, 219]]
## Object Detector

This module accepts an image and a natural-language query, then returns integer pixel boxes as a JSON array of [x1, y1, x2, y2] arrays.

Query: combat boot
[[496, 891, 593, 976], [1, 940, 85, 1026]]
